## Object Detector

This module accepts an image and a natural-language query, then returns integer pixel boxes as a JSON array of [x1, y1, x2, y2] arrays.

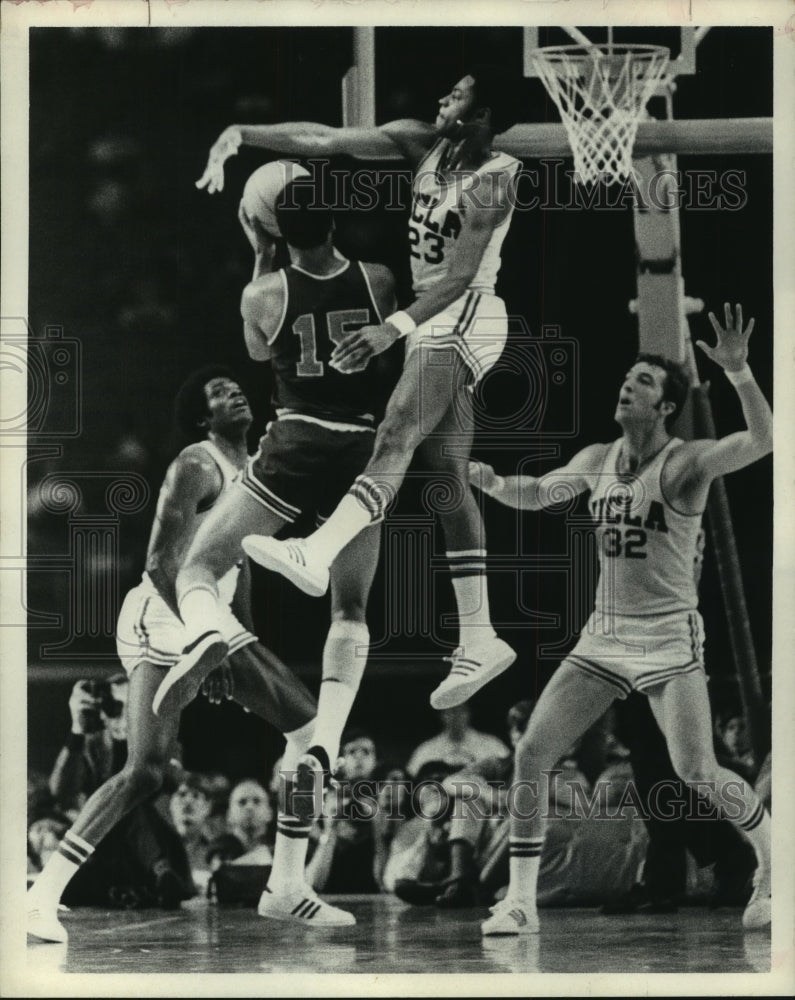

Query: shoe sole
[[257, 903, 355, 927], [152, 633, 228, 717], [430, 648, 517, 710], [242, 536, 329, 598], [481, 925, 539, 937], [27, 916, 68, 944]]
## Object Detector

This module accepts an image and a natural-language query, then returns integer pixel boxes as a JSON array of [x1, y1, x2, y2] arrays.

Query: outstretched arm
[[684, 303, 772, 482], [469, 443, 608, 510], [196, 119, 433, 194]]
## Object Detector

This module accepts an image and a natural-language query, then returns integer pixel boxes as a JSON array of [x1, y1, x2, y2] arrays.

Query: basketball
[[241, 160, 310, 237]]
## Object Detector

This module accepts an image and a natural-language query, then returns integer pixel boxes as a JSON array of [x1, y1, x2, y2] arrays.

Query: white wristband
[[724, 364, 753, 387], [487, 475, 506, 496], [386, 310, 416, 338]]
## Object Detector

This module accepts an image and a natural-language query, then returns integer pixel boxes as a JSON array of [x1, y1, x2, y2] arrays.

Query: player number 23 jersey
[[409, 141, 520, 295]]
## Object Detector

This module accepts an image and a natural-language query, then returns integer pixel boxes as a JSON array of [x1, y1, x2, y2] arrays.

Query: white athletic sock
[[30, 829, 94, 904], [306, 476, 387, 567], [447, 550, 496, 647], [735, 798, 771, 873], [281, 719, 315, 774], [310, 621, 369, 764], [178, 583, 221, 637], [268, 817, 311, 893], [508, 837, 544, 902]]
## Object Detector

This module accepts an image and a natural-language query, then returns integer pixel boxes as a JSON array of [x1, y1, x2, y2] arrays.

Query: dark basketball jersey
[[268, 257, 385, 428]]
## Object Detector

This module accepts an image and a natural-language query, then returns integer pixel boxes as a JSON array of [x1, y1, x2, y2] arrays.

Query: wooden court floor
[[26, 895, 770, 977]]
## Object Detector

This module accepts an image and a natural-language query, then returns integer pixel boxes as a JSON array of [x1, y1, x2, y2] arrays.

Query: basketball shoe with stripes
[[242, 536, 329, 598], [152, 629, 229, 717], [481, 897, 539, 936], [430, 638, 516, 709], [257, 884, 356, 927], [27, 901, 69, 944]]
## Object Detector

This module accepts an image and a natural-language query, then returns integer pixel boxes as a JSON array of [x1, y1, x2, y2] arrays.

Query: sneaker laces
[[443, 646, 465, 666]]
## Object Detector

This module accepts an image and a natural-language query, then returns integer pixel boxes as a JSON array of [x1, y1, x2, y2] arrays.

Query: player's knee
[[323, 619, 369, 688], [373, 410, 421, 460], [675, 755, 718, 787], [120, 760, 165, 801]]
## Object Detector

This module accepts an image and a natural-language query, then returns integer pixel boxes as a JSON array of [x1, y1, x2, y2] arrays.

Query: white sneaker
[[257, 885, 356, 927], [481, 897, 539, 937], [27, 898, 68, 944], [742, 870, 771, 931], [430, 637, 516, 709], [152, 630, 229, 717], [242, 536, 329, 598]]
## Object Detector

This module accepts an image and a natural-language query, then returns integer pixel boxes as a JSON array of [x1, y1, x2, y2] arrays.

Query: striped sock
[[447, 550, 496, 647], [308, 476, 389, 567], [508, 837, 544, 901], [267, 792, 311, 892], [31, 829, 95, 903]]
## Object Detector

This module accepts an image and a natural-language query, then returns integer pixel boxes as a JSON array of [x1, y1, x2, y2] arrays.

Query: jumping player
[[468, 304, 772, 935], [197, 67, 523, 709], [26, 367, 344, 943], [151, 182, 397, 923]]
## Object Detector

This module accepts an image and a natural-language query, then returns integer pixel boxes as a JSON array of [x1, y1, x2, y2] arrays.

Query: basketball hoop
[[532, 44, 670, 185]]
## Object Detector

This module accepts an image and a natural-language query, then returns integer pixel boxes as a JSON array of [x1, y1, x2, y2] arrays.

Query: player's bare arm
[[197, 119, 433, 193], [361, 261, 397, 319], [663, 303, 772, 513], [145, 446, 225, 612], [239, 200, 277, 280], [241, 273, 286, 362], [469, 442, 610, 510], [330, 170, 515, 372]]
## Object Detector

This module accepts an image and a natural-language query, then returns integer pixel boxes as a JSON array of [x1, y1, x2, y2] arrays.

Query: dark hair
[[275, 179, 333, 249], [468, 64, 523, 135], [506, 699, 534, 735], [635, 353, 690, 431], [173, 364, 236, 441], [341, 727, 376, 750]]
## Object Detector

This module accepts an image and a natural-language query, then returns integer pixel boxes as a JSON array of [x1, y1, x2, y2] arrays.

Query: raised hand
[[196, 126, 243, 194], [697, 302, 755, 372]]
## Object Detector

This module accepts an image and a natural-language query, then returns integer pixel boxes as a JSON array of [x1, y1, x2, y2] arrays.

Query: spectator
[[169, 773, 214, 886], [714, 707, 756, 783], [406, 704, 509, 778], [222, 779, 274, 864], [393, 701, 532, 907], [41, 673, 194, 910], [306, 730, 381, 894], [50, 675, 130, 816]]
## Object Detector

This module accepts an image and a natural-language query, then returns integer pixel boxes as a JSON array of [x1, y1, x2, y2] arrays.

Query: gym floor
[[26, 895, 769, 979]]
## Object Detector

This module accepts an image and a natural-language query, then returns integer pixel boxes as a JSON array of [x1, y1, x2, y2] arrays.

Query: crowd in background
[[28, 673, 771, 913]]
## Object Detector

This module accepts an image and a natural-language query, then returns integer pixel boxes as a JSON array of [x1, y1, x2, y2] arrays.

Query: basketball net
[[532, 44, 670, 185]]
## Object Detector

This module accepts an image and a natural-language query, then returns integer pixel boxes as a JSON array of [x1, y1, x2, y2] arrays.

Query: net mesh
[[532, 44, 670, 185]]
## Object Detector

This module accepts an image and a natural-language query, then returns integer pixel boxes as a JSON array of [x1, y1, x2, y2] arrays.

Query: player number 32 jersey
[[586, 438, 703, 617]]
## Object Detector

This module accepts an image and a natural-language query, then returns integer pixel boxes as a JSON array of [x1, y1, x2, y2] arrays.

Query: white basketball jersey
[[197, 439, 244, 606], [410, 141, 520, 295], [586, 438, 703, 616]]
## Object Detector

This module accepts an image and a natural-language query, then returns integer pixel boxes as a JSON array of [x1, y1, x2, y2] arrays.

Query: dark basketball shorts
[[239, 415, 376, 524]]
